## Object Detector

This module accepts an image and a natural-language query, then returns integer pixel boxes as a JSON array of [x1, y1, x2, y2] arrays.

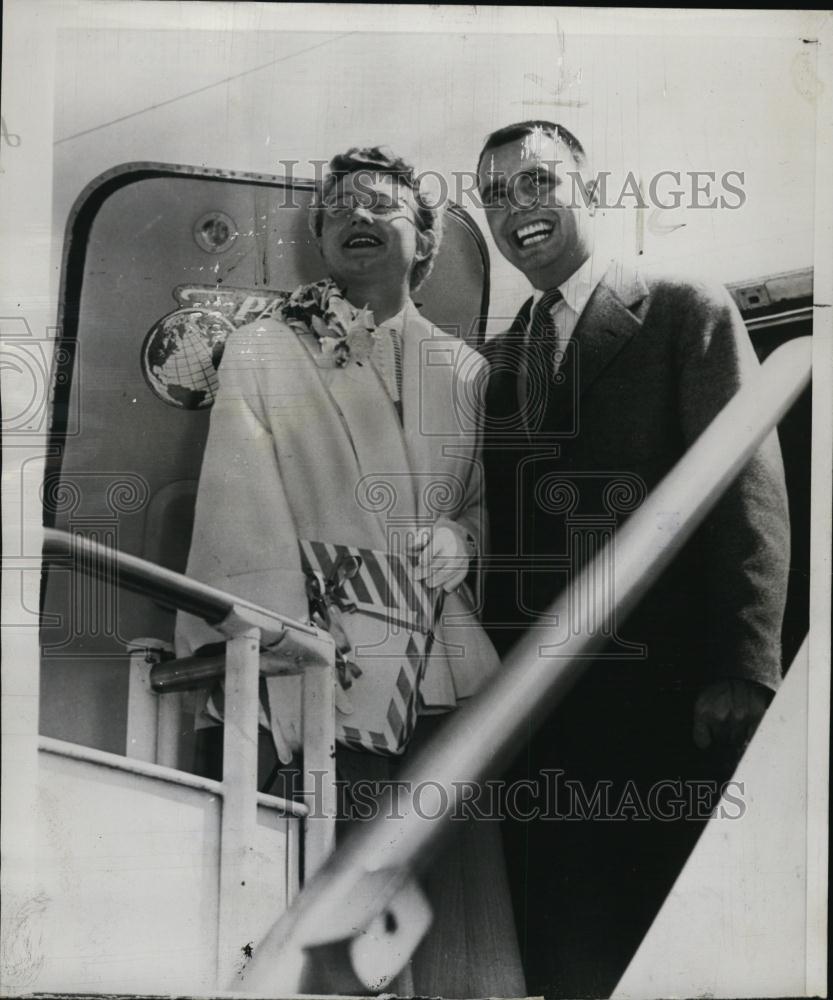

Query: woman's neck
[[342, 280, 410, 325]]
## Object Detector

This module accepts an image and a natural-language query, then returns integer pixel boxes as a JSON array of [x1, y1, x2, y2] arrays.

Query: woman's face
[[317, 172, 424, 292]]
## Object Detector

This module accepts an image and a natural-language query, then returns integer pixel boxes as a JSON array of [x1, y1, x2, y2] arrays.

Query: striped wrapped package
[[298, 538, 444, 755]]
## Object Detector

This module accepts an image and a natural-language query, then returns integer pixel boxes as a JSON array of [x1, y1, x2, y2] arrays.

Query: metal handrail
[[41, 527, 328, 667], [150, 652, 226, 693], [236, 335, 812, 994]]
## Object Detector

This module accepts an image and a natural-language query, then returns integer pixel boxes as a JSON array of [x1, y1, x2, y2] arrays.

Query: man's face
[[317, 172, 423, 292], [477, 130, 596, 289]]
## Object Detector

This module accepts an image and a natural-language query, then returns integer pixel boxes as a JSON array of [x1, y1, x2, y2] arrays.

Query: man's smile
[[512, 219, 555, 249]]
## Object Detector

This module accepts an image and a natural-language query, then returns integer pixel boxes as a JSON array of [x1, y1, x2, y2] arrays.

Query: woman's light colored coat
[[175, 302, 500, 748]]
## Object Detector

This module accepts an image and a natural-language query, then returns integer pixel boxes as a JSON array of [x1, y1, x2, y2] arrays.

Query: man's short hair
[[309, 145, 443, 290], [477, 121, 588, 176]]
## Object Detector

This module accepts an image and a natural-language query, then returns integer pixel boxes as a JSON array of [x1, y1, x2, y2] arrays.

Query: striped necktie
[[529, 287, 564, 341], [523, 288, 563, 431]]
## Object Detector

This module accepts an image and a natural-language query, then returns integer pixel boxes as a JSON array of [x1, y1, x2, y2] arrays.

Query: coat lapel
[[482, 297, 534, 436], [544, 262, 648, 429], [401, 302, 455, 522], [574, 261, 648, 392], [297, 330, 417, 529]]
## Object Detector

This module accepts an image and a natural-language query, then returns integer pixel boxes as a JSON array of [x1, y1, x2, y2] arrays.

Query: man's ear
[[584, 176, 600, 214]]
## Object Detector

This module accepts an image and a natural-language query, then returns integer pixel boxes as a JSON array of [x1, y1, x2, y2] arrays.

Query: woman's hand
[[410, 519, 475, 593]]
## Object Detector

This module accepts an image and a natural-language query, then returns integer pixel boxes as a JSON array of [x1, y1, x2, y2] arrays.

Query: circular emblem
[[141, 308, 234, 409], [193, 211, 238, 254]]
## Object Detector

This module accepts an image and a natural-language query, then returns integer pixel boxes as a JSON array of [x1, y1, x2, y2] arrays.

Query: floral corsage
[[280, 278, 377, 367]]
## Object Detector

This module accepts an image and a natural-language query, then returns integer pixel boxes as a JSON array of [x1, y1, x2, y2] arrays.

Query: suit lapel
[[544, 262, 648, 429], [483, 297, 534, 434], [574, 261, 647, 392]]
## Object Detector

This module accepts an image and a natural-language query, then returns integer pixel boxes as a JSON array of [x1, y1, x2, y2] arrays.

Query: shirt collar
[[531, 255, 604, 315], [376, 302, 411, 336]]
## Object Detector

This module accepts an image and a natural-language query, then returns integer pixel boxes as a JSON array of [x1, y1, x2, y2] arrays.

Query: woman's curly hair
[[309, 145, 443, 290]]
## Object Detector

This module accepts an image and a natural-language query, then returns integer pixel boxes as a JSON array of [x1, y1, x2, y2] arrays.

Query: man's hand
[[692, 678, 771, 750], [410, 520, 474, 593]]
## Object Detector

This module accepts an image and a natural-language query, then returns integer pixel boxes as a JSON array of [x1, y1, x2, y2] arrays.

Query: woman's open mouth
[[343, 234, 383, 249]]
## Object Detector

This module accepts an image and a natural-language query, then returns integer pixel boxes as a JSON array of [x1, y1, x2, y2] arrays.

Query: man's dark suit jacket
[[479, 260, 791, 998], [479, 260, 790, 692]]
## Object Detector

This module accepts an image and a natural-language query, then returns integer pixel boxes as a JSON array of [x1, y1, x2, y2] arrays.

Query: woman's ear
[[414, 228, 436, 262]]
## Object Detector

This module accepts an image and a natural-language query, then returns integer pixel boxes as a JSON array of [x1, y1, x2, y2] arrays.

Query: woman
[[176, 146, 524, 997]]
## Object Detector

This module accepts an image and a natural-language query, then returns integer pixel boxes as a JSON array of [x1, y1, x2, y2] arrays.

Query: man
[[476, 121, 790, 997]]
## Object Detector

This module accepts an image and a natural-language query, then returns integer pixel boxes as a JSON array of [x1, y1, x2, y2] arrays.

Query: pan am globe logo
[[141, 308, 234, 409], [141, 285, 292, 409]]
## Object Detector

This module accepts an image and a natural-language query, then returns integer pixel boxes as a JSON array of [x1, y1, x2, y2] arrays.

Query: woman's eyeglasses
[[320, 194, 411, 219]]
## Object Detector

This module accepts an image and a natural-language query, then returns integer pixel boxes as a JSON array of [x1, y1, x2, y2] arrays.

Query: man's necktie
[[523, 288, 563, 431], [530, 287, 564, 340]]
